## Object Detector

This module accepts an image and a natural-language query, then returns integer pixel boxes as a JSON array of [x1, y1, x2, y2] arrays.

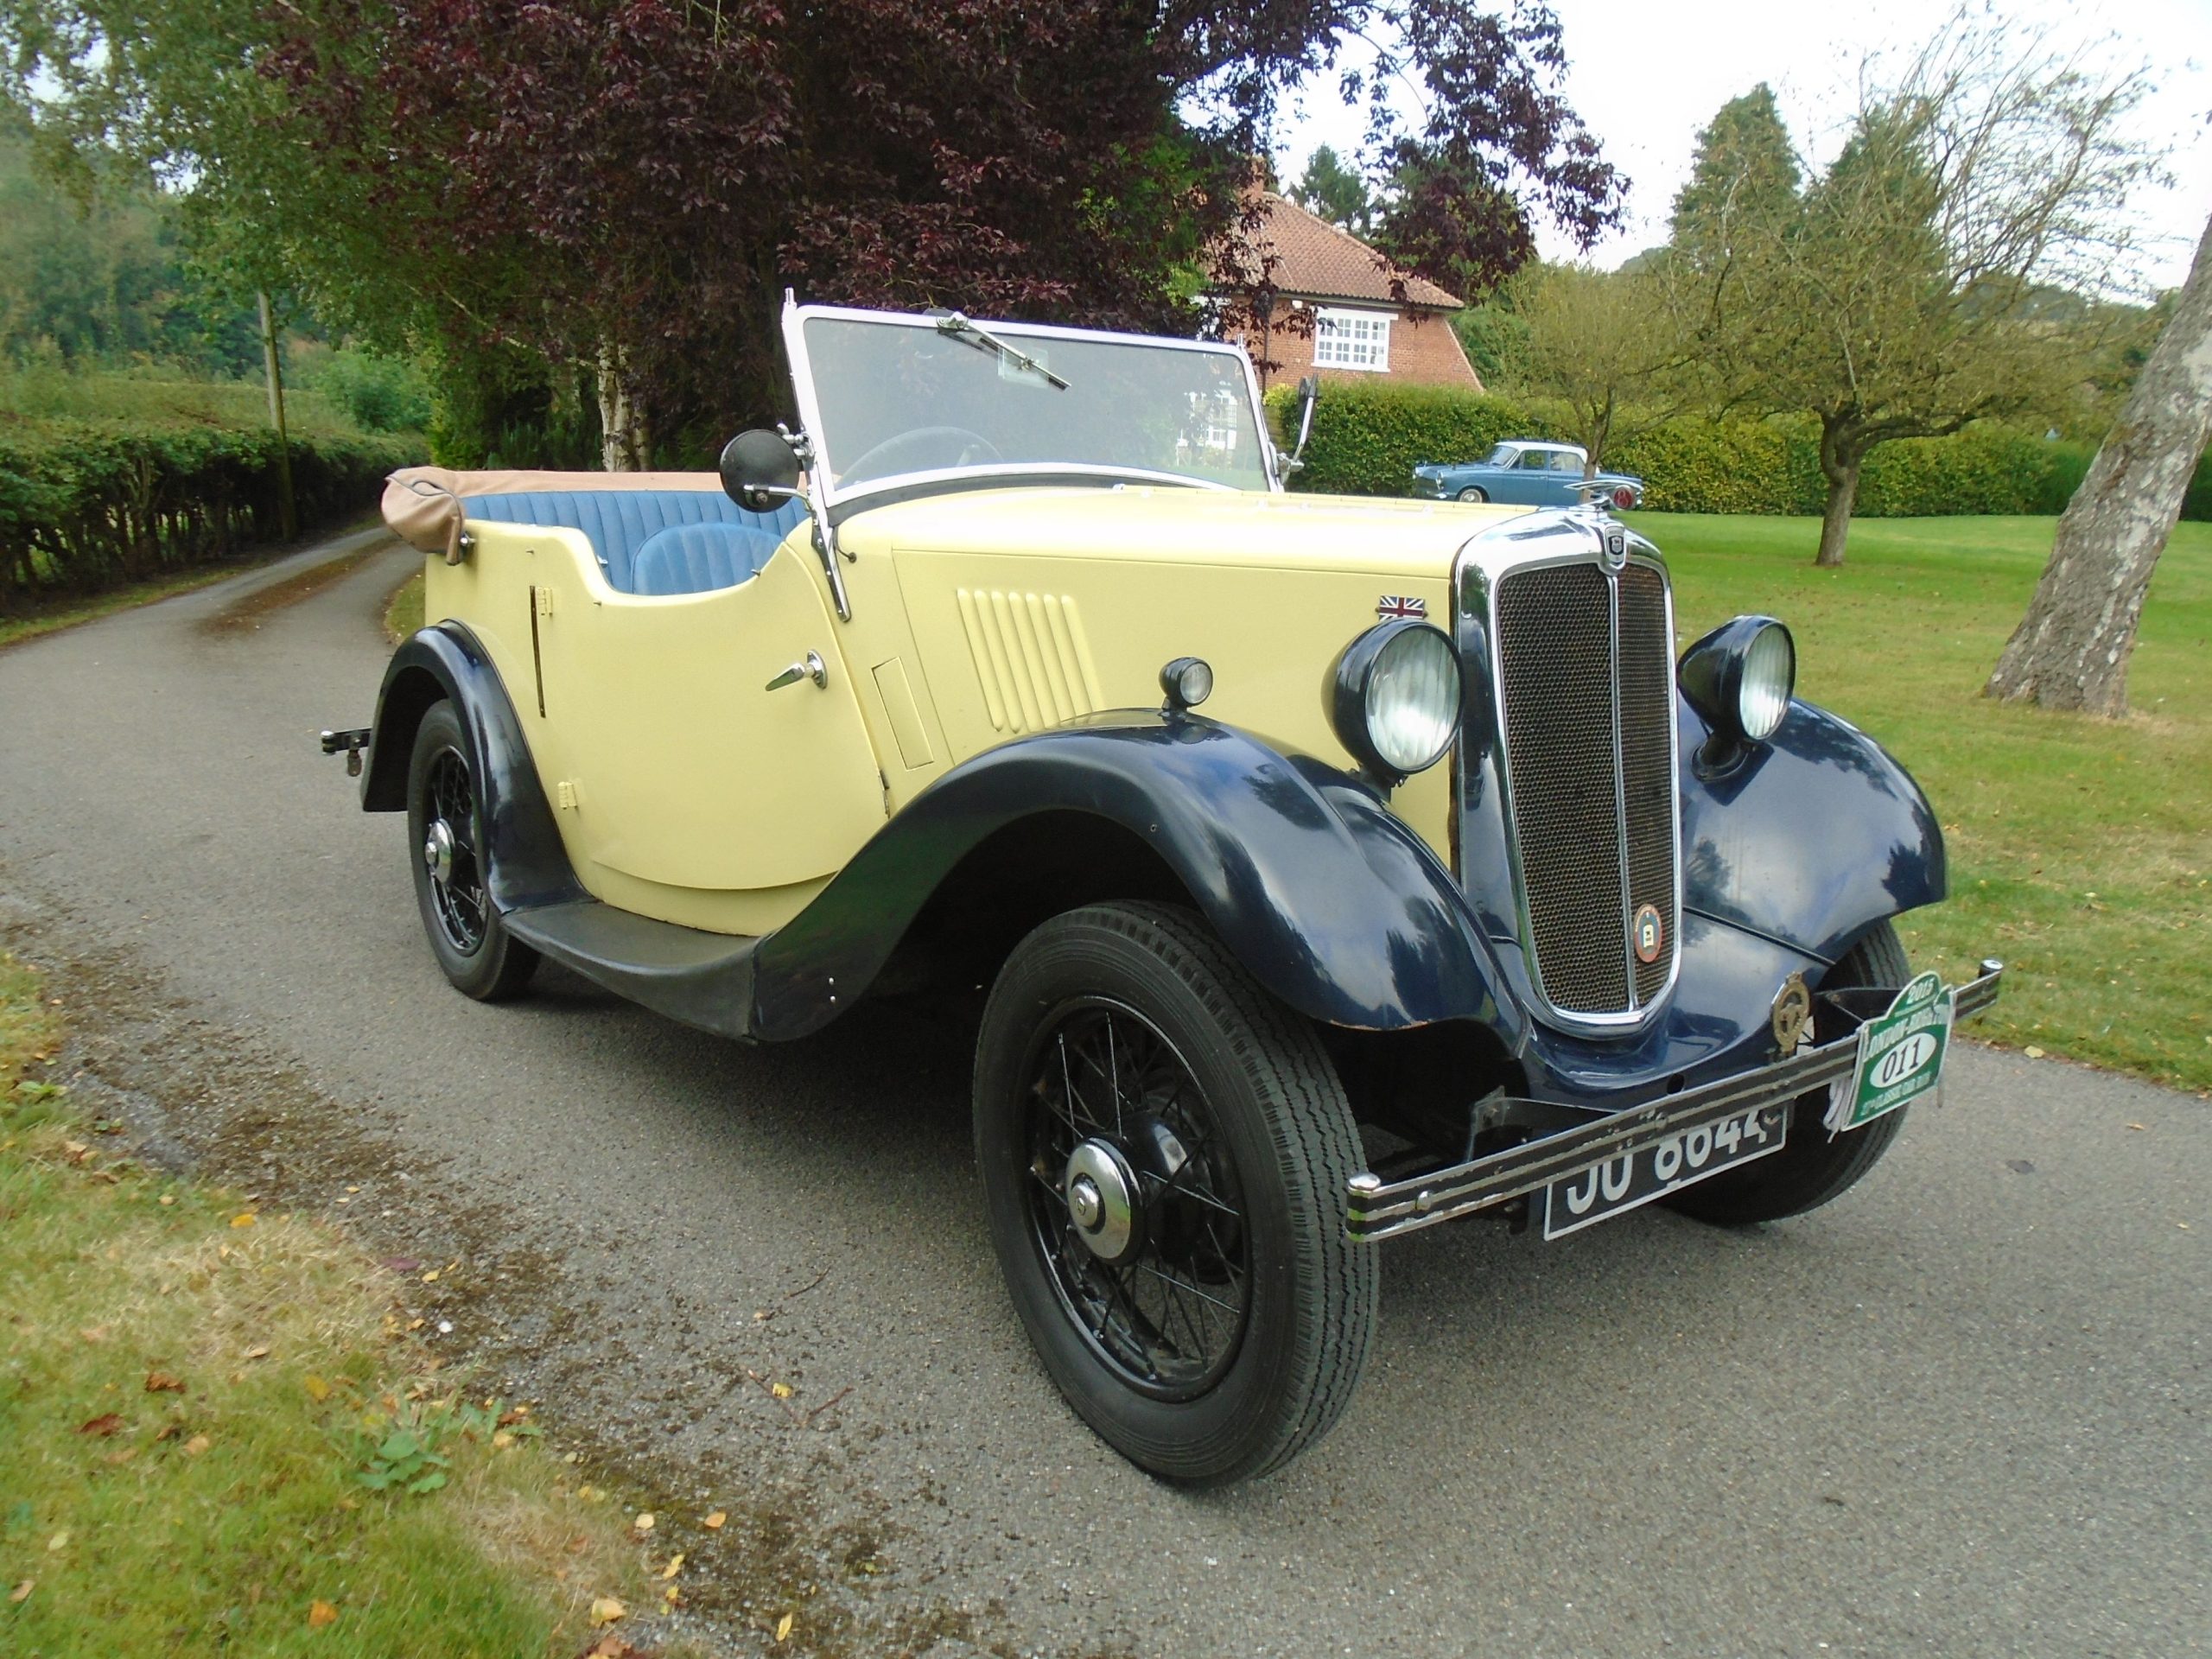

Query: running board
[[502, 899, 760, 1040]]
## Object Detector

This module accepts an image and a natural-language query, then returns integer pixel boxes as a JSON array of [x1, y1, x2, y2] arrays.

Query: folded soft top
[[382, 466, 725, 557]]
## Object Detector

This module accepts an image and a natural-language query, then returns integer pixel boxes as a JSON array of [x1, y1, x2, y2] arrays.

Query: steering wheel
[[844, 425, 1004, 480]]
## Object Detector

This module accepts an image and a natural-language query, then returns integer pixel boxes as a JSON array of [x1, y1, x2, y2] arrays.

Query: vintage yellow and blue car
[[332, 301, 2001, 1485]]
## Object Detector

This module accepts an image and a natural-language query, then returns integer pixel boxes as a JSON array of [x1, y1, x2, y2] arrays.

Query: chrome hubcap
[[1063, 1138, 1141, 1264], [423, 818, 457, 887]]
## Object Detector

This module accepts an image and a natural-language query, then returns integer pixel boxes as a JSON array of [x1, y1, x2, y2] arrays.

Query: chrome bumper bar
[[1346, 960, 2005, 1243]]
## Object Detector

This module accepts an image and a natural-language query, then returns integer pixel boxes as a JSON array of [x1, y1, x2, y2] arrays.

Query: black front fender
[[361, 625, 583, 914], [1679, 698, 1946, 964], [751, 713, 1516, 1043]]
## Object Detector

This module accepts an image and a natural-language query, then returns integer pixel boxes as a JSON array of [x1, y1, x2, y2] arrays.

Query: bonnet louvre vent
[[955, 589, 1103, 734]]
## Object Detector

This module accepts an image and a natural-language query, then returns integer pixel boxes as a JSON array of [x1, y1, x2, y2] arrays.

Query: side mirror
[[719, 429, 803, 512]]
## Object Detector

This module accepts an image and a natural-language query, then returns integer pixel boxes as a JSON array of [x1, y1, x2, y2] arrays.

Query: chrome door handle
[[766, 650, 827, 691]]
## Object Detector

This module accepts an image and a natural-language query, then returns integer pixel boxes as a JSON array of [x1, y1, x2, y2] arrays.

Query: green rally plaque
[[1827, 970, 1955, 1134]]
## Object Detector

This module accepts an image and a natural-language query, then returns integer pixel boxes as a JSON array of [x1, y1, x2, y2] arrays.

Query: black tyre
[[974, 902, 1376, 1484], [1456, 486, 1487, 504], [405, 701, 539, 1001], [1665, 920, 1911, 1225]]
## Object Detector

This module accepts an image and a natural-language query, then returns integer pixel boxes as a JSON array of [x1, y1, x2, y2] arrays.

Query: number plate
[[1541, 1103, 1789, 1240], [1827, 971, 1955, 1134]]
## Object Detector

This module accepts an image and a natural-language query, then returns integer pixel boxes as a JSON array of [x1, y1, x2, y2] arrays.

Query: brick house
[[1213, 191, 1484, 392]]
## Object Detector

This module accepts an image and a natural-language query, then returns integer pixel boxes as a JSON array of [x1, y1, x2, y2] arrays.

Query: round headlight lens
[[1738, 624, 1795, 741], [1365, 625, 1460, 774]]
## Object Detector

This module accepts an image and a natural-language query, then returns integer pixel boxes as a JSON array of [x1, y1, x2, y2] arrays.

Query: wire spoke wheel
[[423, 747, 488, 955], [1022, 999, 1250, 1400], [975, 902, 1375, 1484], [404, 700, 537, 1001]]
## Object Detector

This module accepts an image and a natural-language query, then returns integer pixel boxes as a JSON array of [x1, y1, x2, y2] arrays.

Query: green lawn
[[1634, 512, 2211, 1096], [0, 955, 677, 1655]]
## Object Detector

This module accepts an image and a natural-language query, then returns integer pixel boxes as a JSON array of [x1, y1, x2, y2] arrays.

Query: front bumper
[[1346, 960, 2005, 1243]]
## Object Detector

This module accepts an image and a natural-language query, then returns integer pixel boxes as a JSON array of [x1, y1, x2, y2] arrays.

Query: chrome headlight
[[1330, 620, 1461, 782], [1678, 615, 1796, 747]]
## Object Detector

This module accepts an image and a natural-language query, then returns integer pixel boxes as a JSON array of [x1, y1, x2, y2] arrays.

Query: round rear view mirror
[[719, 429, 802, 512]]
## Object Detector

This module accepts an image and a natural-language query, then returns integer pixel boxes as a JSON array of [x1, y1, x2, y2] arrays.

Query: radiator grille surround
[[1483, 547, 1680, 1024]]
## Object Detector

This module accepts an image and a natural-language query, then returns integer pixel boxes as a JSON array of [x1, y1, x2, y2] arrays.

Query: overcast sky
[[1279, 0, 2212, 294]]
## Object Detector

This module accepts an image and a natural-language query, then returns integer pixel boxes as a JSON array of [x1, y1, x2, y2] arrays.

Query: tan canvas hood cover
[[382, 467, 727, 558]]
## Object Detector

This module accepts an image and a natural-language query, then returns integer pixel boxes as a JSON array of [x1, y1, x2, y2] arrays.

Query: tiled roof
[[1218, 192, 1463, 311]]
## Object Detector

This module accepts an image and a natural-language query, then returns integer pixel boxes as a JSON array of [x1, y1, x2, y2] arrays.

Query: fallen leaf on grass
[[632, 1512, 655, 1533], [660, 1553, 683, 1580], [775, 1612, 794, 1642], [578, 1636, 645, 1659], [303, 1376, 332, 1402], [491, 1430, 515, 1450], [702, 1510, 726, 1529], [308, 1600, 338, 1628], [47, 1533, 68, 1553], [105, 1447, 137, 1466], [244, 1345, 270, 1361], [588, 1596, 627, 1627], [770, 1382, 794, 1401], [8, 1581, 29, 1604], [230, 1212, 256, 1228], [61, 1140, 90, 1164], [78, 1325, 109, 1344], [143, 1371, 184, 1394], [182, 1434, 211, 1457], [2024, 1046, 2047, 1059], [77, 1413, 124, 1437], [664, 1584, 680, 1604]]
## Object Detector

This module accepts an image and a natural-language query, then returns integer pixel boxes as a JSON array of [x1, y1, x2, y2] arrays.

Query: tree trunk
[[1985, 210, 2212, 715], [594, 344, 649, 472], [257, 290, 297, 541], [1815, 417, 1861, 568], [1584, 391, 1613, 480]]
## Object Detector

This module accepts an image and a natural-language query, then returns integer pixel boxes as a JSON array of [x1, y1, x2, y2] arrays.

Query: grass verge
[[385, 569, 425, 643], [0, 952, 679, 1656], [1638, 512, 2211, 1096]]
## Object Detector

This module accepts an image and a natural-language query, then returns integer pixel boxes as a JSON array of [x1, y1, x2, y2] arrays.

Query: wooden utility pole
[[257, 289, 298, 540], [1984, 209, 2212, 715]]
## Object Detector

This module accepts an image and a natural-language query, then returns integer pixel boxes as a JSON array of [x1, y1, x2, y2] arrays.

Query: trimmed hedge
[[0, 415, 419, 611], [1265, 381, 2159, 519]]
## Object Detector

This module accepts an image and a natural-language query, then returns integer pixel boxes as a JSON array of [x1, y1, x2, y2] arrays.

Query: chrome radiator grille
[[1491, 556, 1679, 1019]]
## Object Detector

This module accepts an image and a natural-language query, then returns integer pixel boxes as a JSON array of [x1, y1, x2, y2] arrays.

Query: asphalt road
[[0, 534, 2204, 1659]]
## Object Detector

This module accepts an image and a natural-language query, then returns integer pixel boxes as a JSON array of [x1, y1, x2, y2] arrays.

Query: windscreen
[[801, 315, 1271, 493], [1485, 443, 1516, 465]]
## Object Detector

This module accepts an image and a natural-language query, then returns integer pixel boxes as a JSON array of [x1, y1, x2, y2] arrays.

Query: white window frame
[[1312, 306, 1392, 373]]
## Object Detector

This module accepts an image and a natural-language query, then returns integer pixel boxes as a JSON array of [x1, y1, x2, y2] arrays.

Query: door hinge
[[556, 780, 580, 810], [534, 587, 556, 618]]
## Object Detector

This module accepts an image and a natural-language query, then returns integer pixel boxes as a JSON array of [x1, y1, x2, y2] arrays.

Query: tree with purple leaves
[[3, 0, 1622, 466]]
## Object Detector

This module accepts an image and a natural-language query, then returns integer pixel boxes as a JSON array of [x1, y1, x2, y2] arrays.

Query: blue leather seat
[[631, 523, 785, 595], [462, 490, 804, 593]]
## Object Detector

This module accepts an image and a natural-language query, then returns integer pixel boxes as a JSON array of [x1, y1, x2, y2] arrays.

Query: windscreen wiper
[[932, 310, 1070, 390]]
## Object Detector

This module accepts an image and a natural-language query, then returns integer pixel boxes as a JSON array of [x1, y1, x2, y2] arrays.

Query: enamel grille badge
[[1377, 595, 1427, 620], [1633, 903, 1664, 964]]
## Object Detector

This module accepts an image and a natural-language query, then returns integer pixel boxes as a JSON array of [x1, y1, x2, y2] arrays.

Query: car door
[[529, 540, 887, 924]]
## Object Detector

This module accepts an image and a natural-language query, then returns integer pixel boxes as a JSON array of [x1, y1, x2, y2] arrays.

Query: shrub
[[1264, 380, 1556, 496], [1270, 379, 2112, 518], [309, 348, 434, 435], [0, 413, 418, 610]]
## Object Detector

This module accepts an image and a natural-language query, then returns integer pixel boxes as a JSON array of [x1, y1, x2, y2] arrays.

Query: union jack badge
[[1376, 594, 1427, 620]]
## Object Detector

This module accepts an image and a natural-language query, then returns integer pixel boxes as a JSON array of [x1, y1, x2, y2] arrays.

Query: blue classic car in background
[[1414, 440, 1644, 509]]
